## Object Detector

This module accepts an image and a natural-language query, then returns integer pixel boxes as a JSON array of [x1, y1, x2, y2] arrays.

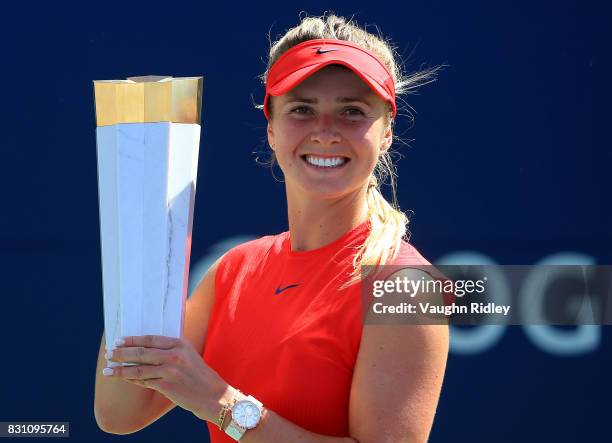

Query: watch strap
[[225, 420, 247, 440]]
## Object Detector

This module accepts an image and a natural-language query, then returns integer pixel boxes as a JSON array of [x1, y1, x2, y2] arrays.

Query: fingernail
[[102, 367, 114, 376], [114, 338, 125, 347], [105, 351, 113, 360]]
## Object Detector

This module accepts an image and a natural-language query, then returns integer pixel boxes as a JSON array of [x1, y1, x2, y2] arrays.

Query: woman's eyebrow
[[337, 96, 373, 104], [284, 95, 316, 103]]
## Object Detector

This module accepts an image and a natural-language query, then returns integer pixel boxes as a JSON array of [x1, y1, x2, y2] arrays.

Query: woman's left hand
[[103, 334, 230, 422]]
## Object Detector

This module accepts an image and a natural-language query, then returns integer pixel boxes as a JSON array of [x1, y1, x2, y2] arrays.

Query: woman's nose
[[310, 115, 341, 145]]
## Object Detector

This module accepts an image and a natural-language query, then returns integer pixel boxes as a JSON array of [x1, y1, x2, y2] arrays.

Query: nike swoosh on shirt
[[275, 284, 300, 295]]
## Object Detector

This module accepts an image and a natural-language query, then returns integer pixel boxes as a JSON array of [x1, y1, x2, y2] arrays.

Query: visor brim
[[265, 60, 394, 118]]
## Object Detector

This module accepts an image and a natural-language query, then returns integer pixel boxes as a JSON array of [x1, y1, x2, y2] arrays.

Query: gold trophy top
[[93, 75, 203, 126]]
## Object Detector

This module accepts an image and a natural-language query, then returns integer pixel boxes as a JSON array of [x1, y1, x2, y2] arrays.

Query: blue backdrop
[[0, 1, 609, 442]]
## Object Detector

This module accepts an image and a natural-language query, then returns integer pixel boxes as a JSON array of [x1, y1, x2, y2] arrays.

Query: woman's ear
[[380, 123, 393, 155], [267, 121, 275, 151]]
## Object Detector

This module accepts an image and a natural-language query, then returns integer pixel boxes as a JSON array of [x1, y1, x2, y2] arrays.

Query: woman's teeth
[[303, 155, 348, 168]]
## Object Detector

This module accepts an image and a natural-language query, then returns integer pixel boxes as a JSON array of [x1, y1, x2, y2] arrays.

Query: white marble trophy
[[94, 75, 203, 367]]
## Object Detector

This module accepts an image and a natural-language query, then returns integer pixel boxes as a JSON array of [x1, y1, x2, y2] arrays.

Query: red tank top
[[202, 221, 438, 441]]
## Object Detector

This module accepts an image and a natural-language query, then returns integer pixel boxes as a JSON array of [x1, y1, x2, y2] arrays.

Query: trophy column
[[93, 75, 203, 367]]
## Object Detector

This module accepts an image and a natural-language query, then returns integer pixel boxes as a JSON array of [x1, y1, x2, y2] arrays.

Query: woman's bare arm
[[348, 269, 450, 443], [94, 254, 223, 434], [93, 331, 174, 434]]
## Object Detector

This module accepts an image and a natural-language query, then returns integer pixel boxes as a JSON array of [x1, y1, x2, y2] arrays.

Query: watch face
[[231, 400, 262, 429]]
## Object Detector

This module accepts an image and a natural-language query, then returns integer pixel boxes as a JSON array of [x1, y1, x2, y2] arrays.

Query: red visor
[[263, 38, 397, 120]]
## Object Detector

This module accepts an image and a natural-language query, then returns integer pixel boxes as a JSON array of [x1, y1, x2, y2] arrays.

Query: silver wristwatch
[[224, 394, 264, 441]]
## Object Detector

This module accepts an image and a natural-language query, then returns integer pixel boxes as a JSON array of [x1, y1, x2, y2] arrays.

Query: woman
[[94, 13, 449, 443]]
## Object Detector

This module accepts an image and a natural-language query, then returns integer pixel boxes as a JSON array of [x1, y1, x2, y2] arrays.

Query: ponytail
[[339, 153, 410, 290]]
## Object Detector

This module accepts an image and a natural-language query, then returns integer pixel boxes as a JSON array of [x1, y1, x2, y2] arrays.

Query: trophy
[[94, 75, 203, 367]]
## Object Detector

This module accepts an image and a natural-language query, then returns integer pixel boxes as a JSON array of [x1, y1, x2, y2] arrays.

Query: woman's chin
[[297, 181, 356, 200]]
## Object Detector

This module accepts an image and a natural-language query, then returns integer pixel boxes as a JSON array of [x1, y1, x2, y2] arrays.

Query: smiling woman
[[94, 11, 449, 443], [202, 12, 449, 443]]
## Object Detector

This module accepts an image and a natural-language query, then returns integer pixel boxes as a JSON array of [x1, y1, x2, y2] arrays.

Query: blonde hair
[[256, 11, 442, 289]]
